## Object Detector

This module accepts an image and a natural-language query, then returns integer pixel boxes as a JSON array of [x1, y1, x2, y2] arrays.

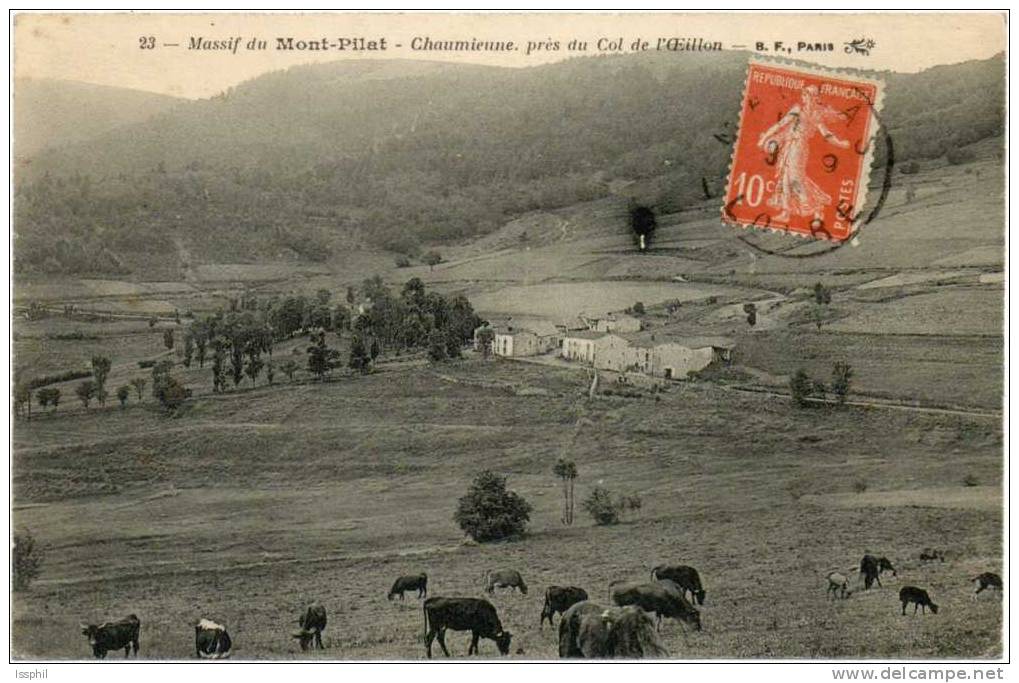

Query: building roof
[[562, 330, 609, 341], [491, 325, 537, 338], [624, 333, 736, 350]]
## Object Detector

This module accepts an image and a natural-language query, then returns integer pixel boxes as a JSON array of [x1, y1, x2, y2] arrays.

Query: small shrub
[[395, 256, 411, 268], [632, 301, 646, 315], [454, 471, 532, 542], [946, 148, 976, 166], [963, 474, 980, 487], [899, 160, 920, 175], [790, 369, 813, 407], [831, 361, 853, 405], [583, 486, 620, 526], [138, 359, 157, 369], [12, 531, 42, 591], [853, 480, 868, 494]]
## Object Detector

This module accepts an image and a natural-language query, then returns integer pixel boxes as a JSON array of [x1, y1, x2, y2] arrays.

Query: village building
[[561, 330, 606, 363], [473, 320, 560, 357], [593, 333, 650, 373], [641, 335, 735, 380], [587, 313, 642, 333]]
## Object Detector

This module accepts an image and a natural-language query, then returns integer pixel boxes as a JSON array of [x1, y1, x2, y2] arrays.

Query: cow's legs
[[875, 576, 883, 588], [124, 644, 131, 658], [315, 631, 324, 650], [901, 601, 907, 615], [436, 628, 451, 657], [913, 603, 919, 615], [425, 628, 437, 659]]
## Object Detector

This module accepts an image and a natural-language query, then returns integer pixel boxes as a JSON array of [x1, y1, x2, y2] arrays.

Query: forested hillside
[[14, 52, 1004, 276]]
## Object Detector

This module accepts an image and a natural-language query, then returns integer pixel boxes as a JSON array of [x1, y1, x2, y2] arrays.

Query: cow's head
[[292, 629, 315, 651], [80, 624, 100, 653], [494, 630, 512, 655], [695, 589, 707, 606], [682, 608, 703, 632]]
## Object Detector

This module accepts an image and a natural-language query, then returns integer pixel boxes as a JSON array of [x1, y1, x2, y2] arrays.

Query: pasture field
[[11, 360, 1002, 659]]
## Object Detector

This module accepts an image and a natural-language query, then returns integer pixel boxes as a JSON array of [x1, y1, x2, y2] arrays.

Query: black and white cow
[[80, 614, 140, 659], [195, 619, 232, 659]]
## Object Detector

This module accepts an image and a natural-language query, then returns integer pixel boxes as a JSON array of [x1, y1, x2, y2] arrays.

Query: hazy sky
[[14, 12, 1007, 99]]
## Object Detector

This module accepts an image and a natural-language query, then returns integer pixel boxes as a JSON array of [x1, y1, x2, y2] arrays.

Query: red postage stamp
[[722, 60, 885, 242]]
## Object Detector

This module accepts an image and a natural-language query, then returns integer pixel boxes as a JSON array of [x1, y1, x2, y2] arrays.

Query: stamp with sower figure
[[723, 60, 884, 242]]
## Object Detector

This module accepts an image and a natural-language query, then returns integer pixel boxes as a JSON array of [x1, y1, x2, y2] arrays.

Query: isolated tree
[[743, 302, 757, 327], [306, 330, 340, 381], [348, 334, 371, 373], [632, 301, 646, 315], [583, 486, 620, 526], [130, 377, 147, 401], [183, 333, 195, 368], [813, 282, 832, 305], [76, 380, 96, 409], [156, 376, 189, 413], [12, 531, 42, 592], [790, 369, 814, 407], [14, 384, 31, 419], [553, 458, 578, 526], [831, 361, 854, 405], [423, 250, 443, 271], [163, 329, 175, 351], [454, 471, 532, 542], [810, 303, 828, 331], [116, 385, 130, 408], [37, 387, 60, 412], [476, 327, 495, 359], [91, 355, 111, 406], [280, 359, 299, 382]]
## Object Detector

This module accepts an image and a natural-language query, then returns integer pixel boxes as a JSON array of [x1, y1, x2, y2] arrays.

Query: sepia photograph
[[7, 11, 1008, 666]]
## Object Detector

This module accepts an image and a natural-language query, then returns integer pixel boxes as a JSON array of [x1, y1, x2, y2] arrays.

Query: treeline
[[13, 53, 1005, 275]]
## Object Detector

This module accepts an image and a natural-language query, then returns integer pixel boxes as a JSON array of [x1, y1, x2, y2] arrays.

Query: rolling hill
[[13, 53, 1005, 277]]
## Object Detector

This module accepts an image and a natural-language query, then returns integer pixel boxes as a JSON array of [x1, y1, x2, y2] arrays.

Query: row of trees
[[790, 361, 853, 407]]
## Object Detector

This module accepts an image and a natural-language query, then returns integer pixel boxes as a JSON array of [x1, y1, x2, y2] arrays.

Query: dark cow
[[899, 586, 938, 615], [79, 614, 140, 659], [422, 597, 512, 658], [195, 619, 232, 659], [558, 601, 669, 659], [609, 580, 701, 631], [973, 572, 1003, 596], [292, 604, 327, 651], [650, 564, 706, 605], [540, 586, 589, 627], [860, 554, 897, 589], [484, 569, 527, 595], [388, 573, 428, 600]]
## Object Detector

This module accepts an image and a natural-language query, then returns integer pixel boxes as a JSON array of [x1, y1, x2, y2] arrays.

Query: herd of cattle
[[77, 559, 1003, 660]]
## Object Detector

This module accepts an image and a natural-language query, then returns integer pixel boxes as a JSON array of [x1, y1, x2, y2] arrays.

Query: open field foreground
[[12, 360, 1002, 659]]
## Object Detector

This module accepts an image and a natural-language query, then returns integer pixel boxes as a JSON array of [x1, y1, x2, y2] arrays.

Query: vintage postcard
[[8, 12, 1007, 667]]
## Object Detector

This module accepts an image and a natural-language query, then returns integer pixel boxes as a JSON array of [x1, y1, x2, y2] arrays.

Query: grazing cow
[[860, 554, 897, 589], [899, 586, 938, 615], [609, 580, 701, 631], [558, 601, 669, 659], [650, 564, 706, 605], [973, 572, 1003, 596], [79, 614, 140, 659], [484, 569, 528, 595], [292, 604, 327, 651], [422, 597, 512, 658], [195, 619, 232, 659], [826, 572, 850, 600], [540, 586, 589, 627], [919, 548, 945, 562], [388, 573, 428, 600]]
